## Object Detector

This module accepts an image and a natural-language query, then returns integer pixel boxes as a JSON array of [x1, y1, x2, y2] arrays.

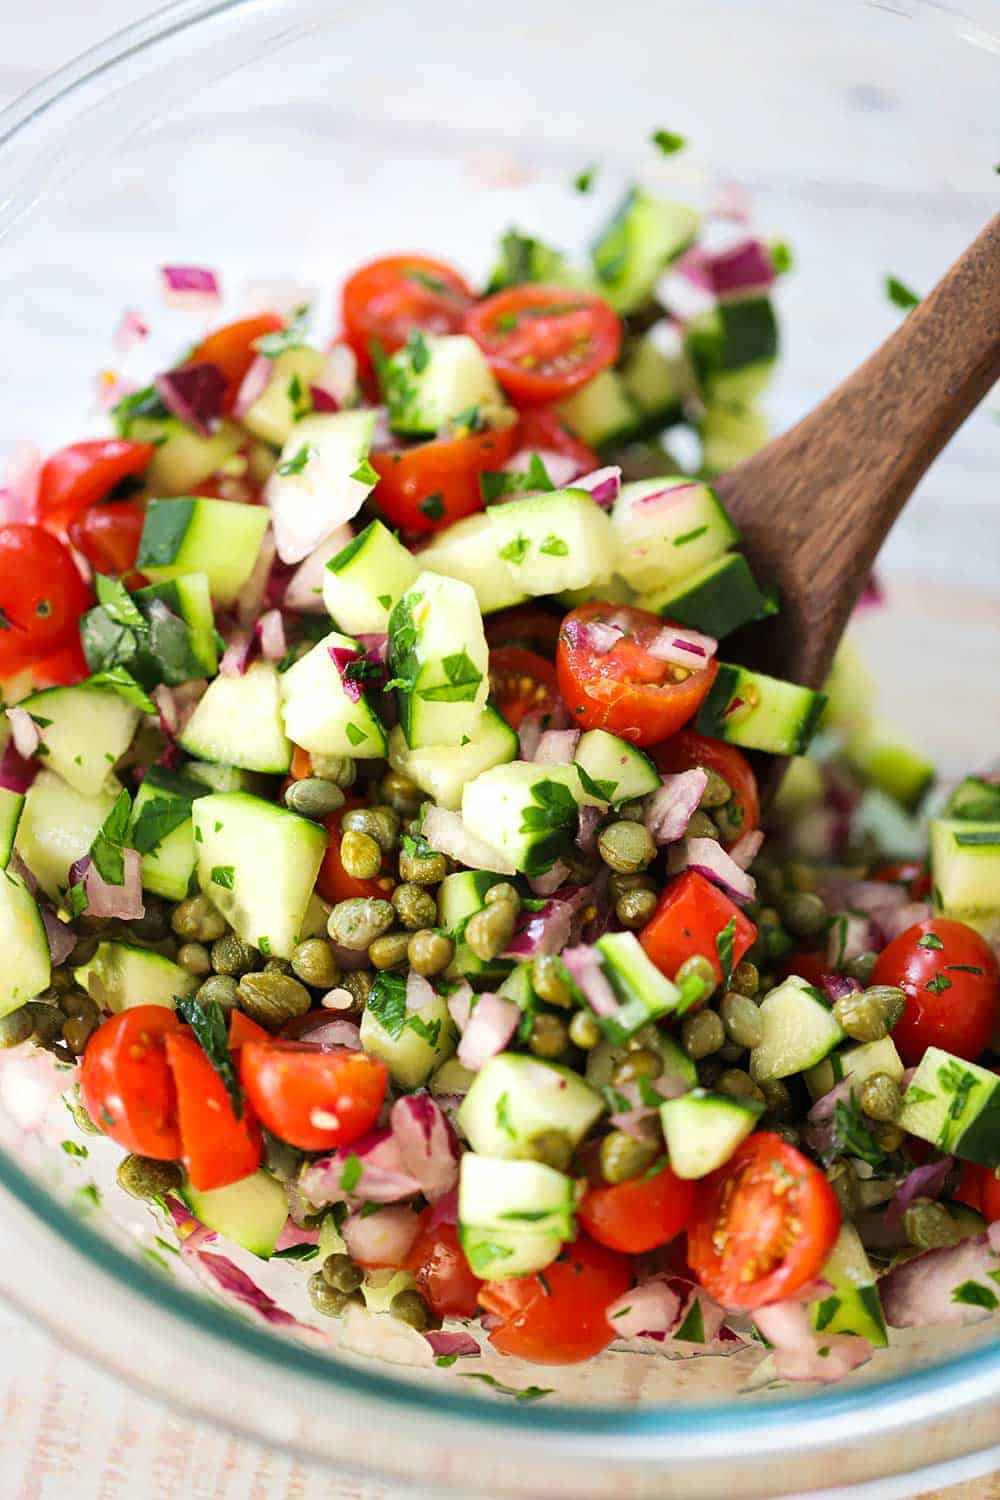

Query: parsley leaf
[[89, 788, 133, 886], [575, 763, 617, 803], [832, 1090, 890, 1168], [925, 972, 952, 995], [917, 933, 944, 951], [253, 305, 311, 357], [131, 797, 192, 854], [539, 534, 569, 557], [418, 492, 446, 521], [952, 1280, 999, 1311], [367, 972, 408, 1040], [406, 328, 430, 374], [495, 1090, 516, 1139], [277, 443, 315, 477], [406, 1014, 441, 1048], [459, 1373, 553, 1402], [886, 275, 920, 311], [650, 128, 687, 155], [674, 1297, 705, 1343], [716, 916, 737, 990], [210, 865, 236, 889], [176, 996, 242, 1117], [770, 240, 795, 275], [87, 667, 156, 714], [96, 574, 145, 630], [351, 457, 379, 487], [499, 534, 530, 566], [345, 722, 367, 746], [340, 1153, 363, 1193], [573, 163, 598, 194], [418, 650, 483, 704]]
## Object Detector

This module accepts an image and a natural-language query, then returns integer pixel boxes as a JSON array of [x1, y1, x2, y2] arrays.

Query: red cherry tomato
[[80, 1007, 183, 1160], [188, 313, 285, 411], [556, 603, 718, 748], [316, 799, 396, 905], [981, 1171, 1000, 1224], [872, 917, 1000, 1066], [779, 949, 831, 988], [654, 730, 759, 850], [164, 1030, 261, 1191], [17, 638, 90, 692], [478, 1234, 631, 1364], [871, 860, 933, 902], [485, 605, 563, 659], [0, 525, 92, 676], [687, 1134, 841, 1311], [464, 285, 622, 405], [239, 1040, 388, 1151], [68, 499, 146, 579], [228, 1010, 270, 1049], [341, 255, 473, 375], [514, 406, 600, 475], [579, 1161, 696, 1254], [640, 871, 757, 988], [37, 439, 154, 529], [406, 1213, 482, 1319], [371, 424, 518, 534], [488, 645, 561, 732]]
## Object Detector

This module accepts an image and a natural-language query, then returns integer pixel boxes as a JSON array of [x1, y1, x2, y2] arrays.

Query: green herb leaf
[[937, 1059, 979, 1148], [495, 1090, 516, 1139], [96, 574, 146, 630], [946, 964, 985, 976], [770, 240, 794, 275], [459, 1372, 553, 1402], [277, 443, 315, 477], [68, 882, 89, 918], [272, 1243, 320, 1262], [131, 797, 192, 854], [89, 788, 134, 886], [418, 492, 446, 521], [61, 1139, 89, 1159], [210, 865, 236, 890], [345, 722, 368, 746], [406, 1014, 442, 1048], [924, 972, 952, 995], [952, 1280, 999, 1311], [674, 1296, 705, 1343], [573, 163, 598, 194], [351, 457, 379, 488], [650, 128, 687, 155], [406, 329, 430, 374], [886, 275, 920, 311], [814, 1295, 842, 1331], [487, 228, 567, 293], [499, 534, 530, 566], [575, 763, 617, 803], [418, 650, 483, 704], [87, 667, 156, 714], [539, 534, 569, 557], [176, 996, 243, 1117], [111, 384, 168, 432], [716, 916, 737, 990], [917, 933, 944, 951], [435, 1354, 458, 1367], [253, 305, 311, 357], [340, 1153, 363, 1193], [673, 525, 708, 547], [832, 1090, 890, 1168], [367, 972, 408, 1040]]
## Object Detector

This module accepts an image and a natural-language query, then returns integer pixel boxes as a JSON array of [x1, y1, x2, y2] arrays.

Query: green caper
[[685, 810, 721, 841], [833, 985, 905, 1043], [368, 932, 410, 970], [607, 872, 656, 902], [759, 1077, 793, 1120], [698, 1057, 724, 1090], [321, 1252, 364, 1293], [464, 902, 515, 962], [781, 890, 827, 939], [390, 1288, 433, 1331], [327, 897, 395, 950], [398, 846, 448, 885], [716, 1041, 747, 1063], [783, 861, 818, 894], [617, 799, 647, 822], [730, 960, 760, 997], [48, 967, 75, 994], [903, 1198, 961, 1251], [680, 1009, 725, 1060], [65, 1083, 101, 1135], [171, 894, 227, 943], [284, 776, 346, 819], [130, 896, 170, 942], [25, 1002, 63, 1045], [598, 820, 656, 874], [532, 955, 572, 1008], [341, 971, 373, 1009], [62, 1014, 96, 1055], [569, 1010, 601, 1049], [68, 934, 99, 966], [484, 882, 522, 914], [210, 932, 259, 976], [195, 973, 240, 1010], [177, 941, 212, 977], [308, 1273, 362, 1317], [716, 1069, 765, 1106], [0, 1007, 34, 1049], [718, 991, 762, 1050], [675, 953, 717, 1003], [599, 1130, 659, 1185], [407, 929, 454, 976], [236, 971, 312, 1027], [845, 951, 879, 985], [529, 1013, 569, 1059], [615, 887, 658, 929], [117, 1154, 182, 1201], [392, 883, 438, 930], [342, 804, 400, 853], [57, 988, 97, 1022], [611, 1048, 663, 1085], [826, 1160, 859, 1215], [859, 1071, 902, 1122], [870, 1120, 905, 1153], [713, 800, 747, 844], [308, 753, 356, 788], [525, 1129, 574, 1172], [379, 768, 424, 816], [698, 768, 733, 809], [339, 829, 383, 880], [290, 937, 341, 989]]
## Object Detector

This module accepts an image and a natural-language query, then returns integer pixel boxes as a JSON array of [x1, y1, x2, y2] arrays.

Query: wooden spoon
[[714, 212, 1000, 698]]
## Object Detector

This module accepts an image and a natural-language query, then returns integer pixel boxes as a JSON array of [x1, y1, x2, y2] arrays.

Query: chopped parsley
[[96, 574, 145, 630], [340, 1153, 363, 1193], [345, 722, 368, 746], [406, 1014, 442, 1048], [924, 972, 952, 994], [539, 534, 569, 557], [715, 916, 737, 990], [418, 492, 446, 521], [210, 865, 236, 889], [886, 275, 920, 311], [832, 1090, 890, 1168], [406, 328, 431, 374], [61, 1140, 89, 1159], [417, 650, 483, 703], [176, 996, 243, 1117], [277, 443, 315, 477], [495, 1090, 516, 1139], [952, 1280, 999, 1311], [673, 525, 708, 547], [499, 534, 530, 566], [366, 971, 408, 1040], [917, 933, 944, 950], [89, 788, 134, 887], [131, 797, 193, 854], [253, 304, 311, 357], [575, 763, 617, 802], [770, 240, 794, 275], [573, 163, 598, 193], [351, 457, 379, 487], [674, 1297, 705, 1343], [650, 128, 687, 156], [88, 666, 156, 714], [459, 1373, 553, 1402]]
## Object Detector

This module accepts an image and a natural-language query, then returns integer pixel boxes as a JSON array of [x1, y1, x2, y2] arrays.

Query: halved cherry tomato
[[556, 603, 718, 748], [371, 424, 518, 534], [228, 1010, 270, 1049], [406, 1213, 481, 1318], [872, 917, 1000, 1066], [316, 799, 396, 904], [687, 1134, 841, 1311], [485, 605, 563, 659], [640, 871, 757, 987], [0, 525, 92, 676], [164, 1030, 261, 1191], [779, 949, 830, 988], [37, 439, 154, 529], [289, 745, 314, 781], [342, 255, 473, 375], [479, 1234, 631, 1364], [981, 1172, 1000, 1224], [514, 406, 600, 475], [80, 1007, 183, 1160], [17, 638, 90, 692], [654, 730, 759, 851], [68, 499, 146, 580], [871, 860, 933, 902], [954, 1162, 985, 1214], [489, 645, 560, 732], [579, 1161, 695, 1254], [239, 1040, 388, 1151], [188, 313, 284, 411], [464, 285, 621, 404]]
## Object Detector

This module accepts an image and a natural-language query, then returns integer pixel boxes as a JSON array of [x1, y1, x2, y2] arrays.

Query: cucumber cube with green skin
[[180, 662, 292, 774], [898, 1045, 1000, 1167], [386, 708, 517, 812], [182, 1169, 290, 1259], [429, 1057, 477, 1099], [637, 552, 773, 641], [611, 477, 739, 594], [322, 519, 419, 636], [586, 1025, 696, 1093], [804, 1035, 904, 1104], [0, 869, 50, 1016], [696, 664, 827, 757], [810, 1224, 888, 1348], [81, 573, 218, 689], [414, 513, 528, 615], [18, 683, 140, 797], [436, 869, 514, 983], [573, 730, 659, 807], [590, 187, 700, 314], [123, 415, 243, 495], [389, 572, 490, 750], [0, 789, 24, 870], [845, 726, 935, 811], [191, 792, 326, 960], [946, 778, 1000, 824], [184, 763, 269, 796], [459, 1152, 579, 1239], [15, 771, 120, 903], [75, 942, 197, 1013], [591, 931, 685, 1043], [137, 497, 270, 609], [459, 1224, 564, 1281], [128, 768, 207, 901], [555, 370, 640, 450], [359, 985, 456, 1089], [240, 346, 329, 447], [280, 630, 387, 760], [487, 488, 613, 597], [660, 1089, 763, 1179], [461, 762, 587, 877], [265, 410, 378, 566], [457, 1053, 604, 1160], [620, 333, 692, 429], [749, 976, 845, 1082], [699, 402, 770, 476], [685, 298, 778, 401], [383, 333, 509, 436], [931, 819, 1000, 917]]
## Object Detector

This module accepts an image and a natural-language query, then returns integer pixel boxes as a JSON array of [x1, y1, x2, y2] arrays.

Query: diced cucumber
[[383, 334, 509, 436], [458, 1152, 577, 1239], [899, 1046, 1000, 1167], [124, 415, 243, 495], [0, 788, 24, 869], [685, 298, 778, 402], [946, 778, 1000, 824], [931, 819, 1000, 917], [283, 525, 355, 616], [179, 662, 292, 774], [461, 762, 584, 876], [414, 513, 528, 614], [137, 497, 270, 609], [388, 572, 489, 749], [845, 725, 934, 810], [240, 346, 328, 447], [749, 976, 845, 1082], [660, 1089, 763, 1178], [811, 1224, 888, 1348], [488, 488, 613, 596], [770, 757, 825, 820], [128, 767, 206, 901], [459, 1223, 564, 1281], [81, 573, 219, 689], [696, 664, 827, 757], [19, 683, 139, 796], [430, 1057, 477, 1098], [574, 730, 659, 806], [457, 1053, 604, 1159], [636, 552, 772, 639], [265, 411, 377, 565], [74, 941, 197, 1012], [362, 1268, 418, 1313], [620, 333, 691, 429], [15, 771, 119, 903], [486, 226, 574, 293], [436, 869, 514, 984], [358, 982, 456, 1088], [184, 763, 269, 796], [592, 930, 684, 1043], [610, 477, 739, 594], [585, 1024, 696, 1093], [191, 792, 326, 959], [387, 707, 517, 812], [557, 573, 635, 611], [0, 868, 50, 1016], [280, 631, 388, 760], [182, 1169, 289, 1259], [804, 1036, 904, 1104], [590, 187, 700, 314], [821, 640, 875, 734], [555, 369, 640, 449], [322, 520, 419, 635], [699, 401, 770, 474]]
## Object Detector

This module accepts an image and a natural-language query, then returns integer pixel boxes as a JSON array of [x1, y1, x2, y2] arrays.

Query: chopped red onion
[[880, 1233, 1000, 1328], [580, 620, 625, 656], [503, 890, 586, 960], [576, 804, 603, 855], [574, 466, 621, 510], [647, 624, 717, 667], [301, 1128, 422, 1206], [6, 706, 39, 760], [517, 710, 545, 761], [503, 447, 582, 489], [820, 974, 861, 1003], [113, 308, 150, 354], [711, 238, 775, 301], [328, 941, 375, 972], [426, 1187, 458, 1231], [281, 526, 352, 616], [753, 1300, 871, 1383], [0, 738, 37, 793], [234, 527, 278, 625], [532, 728, 580, 765], [155, 362, 227, 436], [233, 354, 272, 420], [219, 626, 254, 678], [807, 1074, 857, 1126], [273, 1219, 320, 1253], [728, 829, 764, 870], [886, 1155, 953, 1225], [151, 683, 179, 736], [609, 1280, 682, 1340], [645, 769, 707, 845], [343, 1205, 420, 1268], [668, 836, 755, 903], [608, 1107, 659, 1139], [709, 180, 753, 223], [527, 861, 571, 897], [989, 1222, 1000, 1255], [281, 1015, 361, 1049], [192, 1249, 315, 1332], [423, 1329, 480, 1359], [855, 572, 885, 613], [314, 344, 358, 409], [878, 901, 932, 944], [458, 992, 519, 1071], [159, 265, 221, 302], [328, 644, 365, 702], [83, 848, 145, 921], [0, 442, 40, 524], [562, 944, 620, 1020], [656, 250, 716, 322], [421, 805, 516, 876], [446, 981, 474, 1034], [40, 907, 76, 965], [309, 386, 338, 413], [405, 970, 437, 1014], [390, 1095, 459, 1201], [256, 609, 287, 662], [825, 911, 875, 968]]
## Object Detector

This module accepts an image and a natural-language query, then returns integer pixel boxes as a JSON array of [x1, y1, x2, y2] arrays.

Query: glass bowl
[[1, 2, 999, 1494]]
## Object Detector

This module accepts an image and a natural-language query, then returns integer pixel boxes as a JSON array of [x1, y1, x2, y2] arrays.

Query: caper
[[532, 955, 572, 1008], [698, 768, 733, 809], [759, 1077, 793, 1120], [464, 903, 515, 962], [528, 1013, 569, 1059], [781, 890, 827, 939], [607, 871, 656, 902], [327, 897, 395, 950], [611, 1048, 663, 1085], [379, 768, 424, 817], [617, 799, 647, 822], [859, 1072, 902, 1123], [407, 929, 454, 977], [717, 1041, 747, 1063], [783, 861, 818, 894], [287, 937, 339, 990], [569, 1010, 601, 1049], [68, 934, 99, 966], [25, 1002, 63, 1045], [308, 753, 356, 788], [339, 829, 383, 880], [117, 1155, 182, 1201], [730, 960, 760, 997], [680, 1009, 725, 1060], [870, 1120, 905, 1153], [833, 985, 905, 1043], [130, 896, 170, 942], [398, 846, 448, 885], [0, 1007, 34, 1049], [675, 953, 717, 1004], [752, 862, 785, 905], [321, 1252, 363, 1293], [616, 887, 658, 929], [392, 883, 438, 930], [284, 777, 346, 819], [599, 1130, 659, 1185], [171, 894, 227, 943], [368, 932, 410, 970], [390, 1289, 434, 1331], [716, 1069, 765, 1106], [845, 951, 879, 985], [308, 1273, 362, 1317], [903, 1198, 961, 1251], [525, 1129, 574, 1172], [826, 1160, 859, 1215], [598, 820, 656, 874], [210, 933, 259, 976], [342, 805, 400, 853], [484, 882, 522, 914], [62, 1015, 96, 1055], [265, 956, 293, 974], [195, 973, 240, 1010], [713, 800, 747, 843], [177, 941, 212, 977], [58, 988, 97, 1022], [236, 971, 312, 1027], [685, 810, 721, 841], [341, 971, 373, 1009], [718, 991, 762, 1050]]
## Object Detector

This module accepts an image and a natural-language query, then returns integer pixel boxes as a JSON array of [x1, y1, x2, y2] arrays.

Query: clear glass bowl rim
[[1, 0, 1000, 1464]]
